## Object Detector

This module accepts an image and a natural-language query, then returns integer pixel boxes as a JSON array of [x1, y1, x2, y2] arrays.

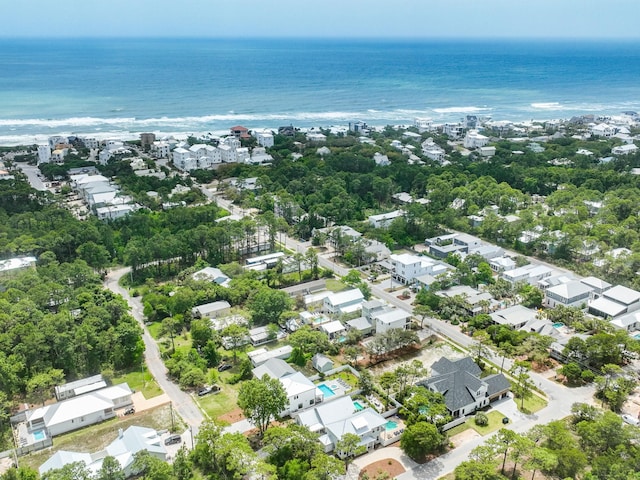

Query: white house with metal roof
[[589, 284, 640, 319], [489, 305, 538, 329], [323, 289, 365, 315], [191, 267, 231, 287], [191, 301, 231, 319], [25, 384, 132, 438], [544, 281, 593, 309], [372, 308, 412, 334], [296, 396, 386, 454], [39, 426, 167, 477], [252, 359, 321, 416], [368, 210, 404, 229]]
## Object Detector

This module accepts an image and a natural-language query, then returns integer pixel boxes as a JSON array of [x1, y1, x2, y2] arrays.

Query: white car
[[621, 414, 639, 426]]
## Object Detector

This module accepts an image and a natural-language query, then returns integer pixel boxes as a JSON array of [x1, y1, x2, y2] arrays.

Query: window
[[298, 403, 303, 410]]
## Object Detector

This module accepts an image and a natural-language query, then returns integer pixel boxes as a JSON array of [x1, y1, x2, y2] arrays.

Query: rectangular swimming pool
[[385, 420, 398, 430], [317, 383, 335, 398], [32, 429, 46, 441], [353, 401, 364, 411]]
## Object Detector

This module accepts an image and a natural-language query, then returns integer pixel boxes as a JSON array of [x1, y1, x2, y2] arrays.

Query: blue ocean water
[[0, 38, 639, 144]]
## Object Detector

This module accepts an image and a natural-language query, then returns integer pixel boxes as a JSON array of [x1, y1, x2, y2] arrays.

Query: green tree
[[288, 326, 330, 355], [41, 462, 91, 480], [400, 421, 445, 461], [523, 447, 557, 480], [509, 362, 535, 410], [335, 433, 366, 469], [238, 375, 288, 437], [172, 446, 192, 480], [250, 289, 292, 326], [96, 456, 125, 480], [454, 460, 504, 480], [26, 369, 65, 406], [304, 453, 345, 480], [222, 323, 249, 363], [486, 429, 518, 475]]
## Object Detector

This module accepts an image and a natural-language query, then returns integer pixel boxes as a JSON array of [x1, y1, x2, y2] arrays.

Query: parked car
[[123, 407, 135, 416], [198, 385, 221, 396], [217, 363, 232, 372], [164, 434, 182, 445], [621, 414, 640, 426]]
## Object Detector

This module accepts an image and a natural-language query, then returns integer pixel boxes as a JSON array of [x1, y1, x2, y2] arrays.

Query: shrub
[[474, 412, 489, 426]]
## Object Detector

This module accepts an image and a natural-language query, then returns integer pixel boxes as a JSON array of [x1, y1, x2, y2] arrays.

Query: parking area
[[119, 391, 170, 417]]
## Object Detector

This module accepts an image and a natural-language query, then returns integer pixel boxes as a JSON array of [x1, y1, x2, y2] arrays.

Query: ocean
[[0, 38, 639, 145]]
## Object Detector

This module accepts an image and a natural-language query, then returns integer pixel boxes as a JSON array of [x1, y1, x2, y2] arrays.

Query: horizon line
[[1, 35, 640, 42]]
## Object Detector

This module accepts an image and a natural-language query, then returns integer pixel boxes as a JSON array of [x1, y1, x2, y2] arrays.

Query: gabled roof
[[252, 358, 296, 380], [423, 357, 509, 413], [373, 308, 411, 325]]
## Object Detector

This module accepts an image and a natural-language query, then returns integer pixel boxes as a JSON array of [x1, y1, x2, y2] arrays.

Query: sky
[[2, 0, 639, 39]]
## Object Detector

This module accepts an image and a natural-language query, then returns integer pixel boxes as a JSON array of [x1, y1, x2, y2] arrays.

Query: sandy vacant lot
[[368, 341, 466, 376]]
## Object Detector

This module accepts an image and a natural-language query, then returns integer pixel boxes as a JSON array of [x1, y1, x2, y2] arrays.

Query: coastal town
[[1, 110, 640, 480]]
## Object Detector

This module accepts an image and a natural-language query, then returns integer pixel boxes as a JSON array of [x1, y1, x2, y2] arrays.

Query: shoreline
[[0, 110, 638, 148]]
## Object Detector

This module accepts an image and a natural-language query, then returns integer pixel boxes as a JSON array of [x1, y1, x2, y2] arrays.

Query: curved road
[[104, 268, 204, 440]]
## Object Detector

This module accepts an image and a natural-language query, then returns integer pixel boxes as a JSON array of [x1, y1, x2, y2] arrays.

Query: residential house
[[252, 359, 320, 416], [442, 123, 464, 139], [579, 276, 612, 298], [415, 118, 434, 133], [489, 256, 517, 273], [421, 138, 446, 162], [610, 311, 640, 333], [588, 285, 640, 319], [39, 426, 167, 478], [345, 317, 374, 336], [463, 130, 489, 149], [191, 267, 231, 287], [544, 281, 593, 309], [420, 357, 510, 418], [96, 205, 136, 221], [489, 305, 538, 329], [247, 346, 293, 367], [590, 123, 614, 138], [323, 289, 365, 315], [372, 308, 411, 334], [612, 144, 638, 155], [479, 146, 496, 157], [312, 354, 334, 373], [230, 125, 250, 139], [255, 130, 275, 147], [54, 375, 105, 401], [501, 264, 553, 285], [297, 396, 387, 454], [373, 152, 390, 166], [24, 384, 133, 437], [368, 210, 404, 229], [390, 253, 450, 286], [320, 320, 347, 341], [307, 132, 327, 143], [191, 301, 231, 319]]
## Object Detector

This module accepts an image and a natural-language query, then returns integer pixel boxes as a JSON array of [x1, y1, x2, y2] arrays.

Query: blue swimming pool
[[353, 401, 364, 411], [385, 420, 398, 430], [552, 322, 564, 328], [32, 429, 45, 441], [317, 383, 335, 398]]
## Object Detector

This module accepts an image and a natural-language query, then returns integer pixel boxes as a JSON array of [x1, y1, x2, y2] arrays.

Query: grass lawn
[[468, 410, 507, 435], [195, 383, 240, 422], [447, 410, 508, 438], [147, 321, 163, 339], [325, 278, 348, 292], [20, 404, 181, 471], [517, 394, 547, 414], [110, 368, 163, 399]]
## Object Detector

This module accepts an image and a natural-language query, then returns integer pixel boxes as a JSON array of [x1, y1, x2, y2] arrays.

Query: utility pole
[[170, 401, 175, 432]]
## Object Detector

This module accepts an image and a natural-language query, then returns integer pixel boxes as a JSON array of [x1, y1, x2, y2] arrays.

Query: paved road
[[15, 163, 47, 191], [104, 268, 204, 440]]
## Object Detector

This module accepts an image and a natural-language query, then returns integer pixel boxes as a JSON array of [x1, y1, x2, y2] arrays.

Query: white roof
[[326, 289, 364, 307], [546, 281, 593, 299], [321, 320, 346, 334], [603, 285, 640, 306], [589, 297, 628, 317], [580, 276, 612, 291], [280, 372, 316, 397], [0, 256, 36, 273], [374, 308, 411, 325], [611, 311, 640, 329], [369, 210, 404, 222], [390, 253, 433, 267], [490, 305, 537, 326], [193, 301, 231, 315]]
